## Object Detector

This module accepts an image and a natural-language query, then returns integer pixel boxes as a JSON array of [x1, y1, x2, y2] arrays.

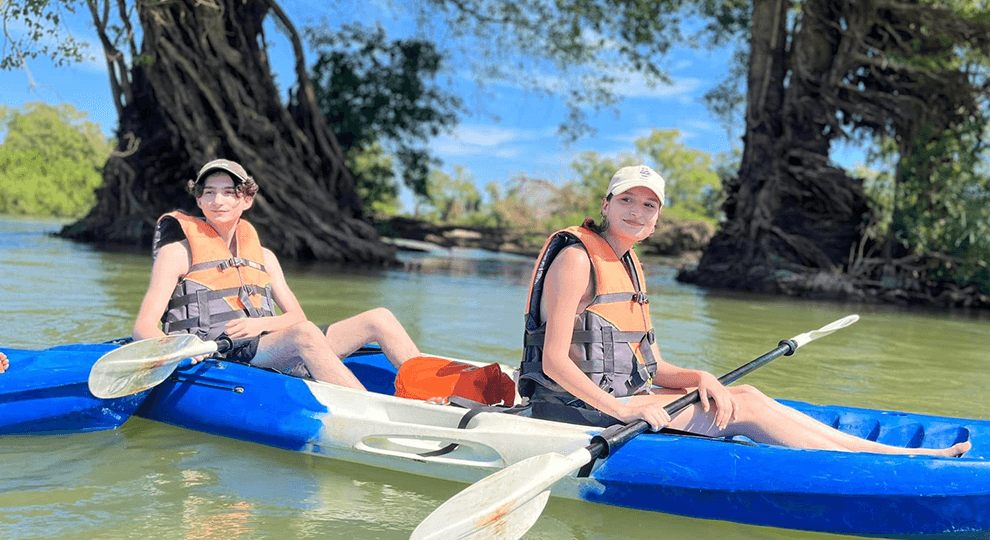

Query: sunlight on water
[[1, 216, 988, 540]]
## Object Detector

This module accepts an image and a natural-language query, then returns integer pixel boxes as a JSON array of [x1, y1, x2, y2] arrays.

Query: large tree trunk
[[681, 0, 990, 299], [681, 0, 869, 293], [59, 0, 396, 264]]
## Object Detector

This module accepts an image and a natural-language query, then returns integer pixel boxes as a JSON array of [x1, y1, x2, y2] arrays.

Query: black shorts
[[224, 336, 261, 364], [216, 323, 331, 365]]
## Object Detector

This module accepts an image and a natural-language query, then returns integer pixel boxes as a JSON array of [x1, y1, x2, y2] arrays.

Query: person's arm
[[221, 248, 307, 339], [650, 348, 738, 430], [132, 241, 190, 340], [540, 246, 671, 430]]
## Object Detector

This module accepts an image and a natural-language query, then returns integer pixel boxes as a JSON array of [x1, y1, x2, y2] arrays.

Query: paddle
[[411, 314, 860, 540], [88, 334, 232, 399]]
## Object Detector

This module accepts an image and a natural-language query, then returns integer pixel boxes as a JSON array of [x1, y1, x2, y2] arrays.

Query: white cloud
[[434, 123, 560, 155], [616, 74, 704, 99]]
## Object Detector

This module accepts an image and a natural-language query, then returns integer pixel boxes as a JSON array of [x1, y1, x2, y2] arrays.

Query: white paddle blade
[[88, 335, 217, 399], [411, 449, 593, 540], [456, 491, 550, 540], [790, 314, 859, 349]]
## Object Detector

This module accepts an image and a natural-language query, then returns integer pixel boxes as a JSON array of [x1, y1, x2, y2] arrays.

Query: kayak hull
[[0, 344, 148, 435], [11, 343, 990, 538], [131, 347, 990, 538]]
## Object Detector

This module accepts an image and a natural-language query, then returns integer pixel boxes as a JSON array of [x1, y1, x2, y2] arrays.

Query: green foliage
[[307, 21, 463, 208], [0, 0, 90, 71], [864, 118, 990, 292], [0, 102, 111, 217], [420, 0, 696, 139], [345, 142, 400, 216], [416, 166, 492, 225], [896, 120, 990, 290], [635, 129, 720, 218], [478, 129, 722, 232]]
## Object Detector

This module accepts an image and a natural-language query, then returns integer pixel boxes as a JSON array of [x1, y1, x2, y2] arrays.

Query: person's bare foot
[[0, 352, 8, 373], [943, 440, 972, 457], [912, 440, 972, 458]]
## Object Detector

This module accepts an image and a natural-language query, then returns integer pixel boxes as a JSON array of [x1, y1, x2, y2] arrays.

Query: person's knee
[[734, 384, 767, 399], [368, 307, 398, 325], [362, 307, 404, 334], [286, 321, 325, 351], [731, 384, 771, 420]]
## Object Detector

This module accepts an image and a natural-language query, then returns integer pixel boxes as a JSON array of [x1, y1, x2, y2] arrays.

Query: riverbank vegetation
[[0, 103, 112, 217], [410, 129, 727, 229], [1, 0, 987, 309]]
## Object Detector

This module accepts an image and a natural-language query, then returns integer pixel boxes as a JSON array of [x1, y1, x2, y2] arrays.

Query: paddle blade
[[791, 314, 859, 349], [411, 449, 592, 540], [88, 335, 217, 399]]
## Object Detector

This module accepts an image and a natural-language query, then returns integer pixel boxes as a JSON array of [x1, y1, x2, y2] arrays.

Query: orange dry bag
[[394, 356, 516, 406]]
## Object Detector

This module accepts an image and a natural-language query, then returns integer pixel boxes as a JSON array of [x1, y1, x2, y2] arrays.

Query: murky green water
[[1, 216, 988, 540]]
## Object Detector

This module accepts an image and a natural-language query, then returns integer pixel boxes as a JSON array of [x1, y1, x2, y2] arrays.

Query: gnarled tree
[[415, 0, 989, 304], [55, 0, 395, 263], [680, 0, 990, 299]]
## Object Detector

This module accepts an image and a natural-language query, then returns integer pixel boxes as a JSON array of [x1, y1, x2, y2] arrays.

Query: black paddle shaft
[[588, 339, 797, 459], [216, 336, 233, 354]]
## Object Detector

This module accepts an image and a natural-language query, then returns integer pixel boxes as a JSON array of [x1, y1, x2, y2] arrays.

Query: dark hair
[[186, 171, 259, 198], [582, 193, 613, 234]]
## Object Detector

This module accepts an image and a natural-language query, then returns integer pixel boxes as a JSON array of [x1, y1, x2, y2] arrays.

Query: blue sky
[[0, 1, 858, 211]]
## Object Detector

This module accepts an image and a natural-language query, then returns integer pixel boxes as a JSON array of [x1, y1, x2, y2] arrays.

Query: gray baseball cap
[[195, 159, 251, 185]]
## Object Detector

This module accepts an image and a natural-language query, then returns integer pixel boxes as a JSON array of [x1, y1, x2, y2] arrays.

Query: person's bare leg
[[633, 385, 970, 457], [251, 322, 365, 390], [322, 308, 421, 368]]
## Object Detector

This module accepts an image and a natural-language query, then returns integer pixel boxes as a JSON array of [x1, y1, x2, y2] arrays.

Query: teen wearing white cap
[[516, 164, 969, 456]]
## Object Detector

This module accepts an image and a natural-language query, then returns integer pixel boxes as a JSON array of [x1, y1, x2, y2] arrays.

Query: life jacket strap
[[166, 284, 271, 310], [189, 257, 267, 274], [523, 328, 651, 348], [163, 309, 248, 333], [590, 292, 649, 305], [162, 284, 275, 335]]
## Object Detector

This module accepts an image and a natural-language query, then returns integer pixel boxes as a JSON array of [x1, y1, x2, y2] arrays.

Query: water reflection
[[2, 216, 989, 540], [0, 217, 136, 347]]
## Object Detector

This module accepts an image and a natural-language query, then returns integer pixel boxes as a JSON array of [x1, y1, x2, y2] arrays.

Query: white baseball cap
[[606, 165, 665, 207]]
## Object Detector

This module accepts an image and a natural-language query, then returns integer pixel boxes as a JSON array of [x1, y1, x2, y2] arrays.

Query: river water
[[1, 215, 988, 540]]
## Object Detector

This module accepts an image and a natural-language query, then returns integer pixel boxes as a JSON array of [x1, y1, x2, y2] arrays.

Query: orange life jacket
[[154, 211, 276, 340], [518, 225, 657, 401]]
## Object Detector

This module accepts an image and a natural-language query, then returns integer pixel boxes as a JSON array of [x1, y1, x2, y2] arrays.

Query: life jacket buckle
[[633, 292, 649, 304], [217, 258, 245, 272]]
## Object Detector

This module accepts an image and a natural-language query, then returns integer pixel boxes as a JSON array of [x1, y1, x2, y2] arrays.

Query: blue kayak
[[0, 343, 149, 435], [10, 342, 990, 538]]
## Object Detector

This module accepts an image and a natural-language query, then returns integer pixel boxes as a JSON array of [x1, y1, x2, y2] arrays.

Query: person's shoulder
[[556, 243, 590, 264], [549, 243, 591, 275], [261, 246, 279, 264], [260, 247, 284, 274], [157, 239, 190, 257], [155, 240, 191, 267]]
